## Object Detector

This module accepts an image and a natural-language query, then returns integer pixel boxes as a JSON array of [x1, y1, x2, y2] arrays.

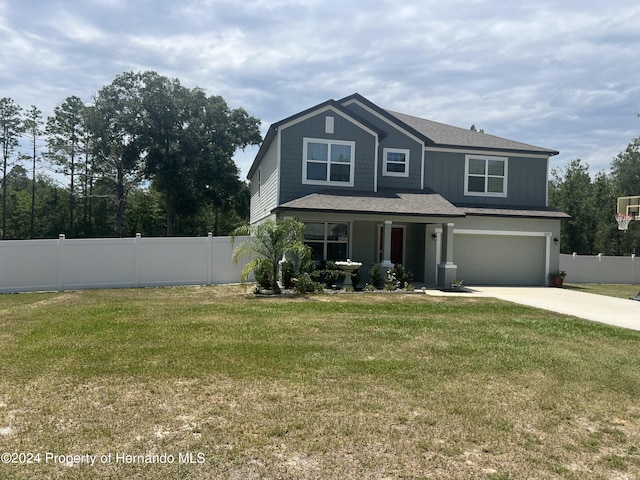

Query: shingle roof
[[277, 189, 466, 217], [387, 110, 559, 156], [277, 190, 569, 220], [459, 205, 571, 219]]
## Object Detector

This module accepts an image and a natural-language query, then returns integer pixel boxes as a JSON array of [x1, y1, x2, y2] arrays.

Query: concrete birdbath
[[335, 259, 362, 288]]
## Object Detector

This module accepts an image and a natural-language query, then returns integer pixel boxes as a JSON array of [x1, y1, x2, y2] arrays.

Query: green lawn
[[565, 283, 640, 299], [1, 286, 639, 479]]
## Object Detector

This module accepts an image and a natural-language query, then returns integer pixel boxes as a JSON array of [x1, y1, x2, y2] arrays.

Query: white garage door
[[454, 234, 546, 285]]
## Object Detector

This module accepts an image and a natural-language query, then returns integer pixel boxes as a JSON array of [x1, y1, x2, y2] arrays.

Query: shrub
[[281, 260, 295, 289], [294, 273, 323, 294], [254, 261, 274, 291], [386, 264, 413, 290], [314, 261, 342, 288], [394, 264, 413, 286], [351, 268, 361, 289], [369, 263, 384, 289]]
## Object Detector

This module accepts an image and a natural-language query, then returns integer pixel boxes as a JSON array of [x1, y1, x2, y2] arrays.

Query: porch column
[[381, 220, 393, 267], [437, 222, 457, 288]]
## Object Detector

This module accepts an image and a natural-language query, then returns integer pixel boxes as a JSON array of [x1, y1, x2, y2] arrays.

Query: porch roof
[[277, 189, 466, 218], [458, 204, 571, 219]]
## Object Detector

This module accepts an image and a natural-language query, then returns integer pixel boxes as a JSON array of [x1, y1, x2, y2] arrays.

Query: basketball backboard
[[616, 196, 639, 230], [617, 196, 640, 217]]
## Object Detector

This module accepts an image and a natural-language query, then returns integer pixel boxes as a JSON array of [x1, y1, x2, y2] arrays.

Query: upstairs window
[[464, 155, 508, 197], [303, 138, 355, 187], [383, 148, 410, 177]]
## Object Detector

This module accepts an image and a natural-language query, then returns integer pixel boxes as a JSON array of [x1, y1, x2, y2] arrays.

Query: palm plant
[[231, 218, 307, 293]]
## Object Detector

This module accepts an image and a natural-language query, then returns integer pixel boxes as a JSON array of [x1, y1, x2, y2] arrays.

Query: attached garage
[[454, 231, 548, 285]]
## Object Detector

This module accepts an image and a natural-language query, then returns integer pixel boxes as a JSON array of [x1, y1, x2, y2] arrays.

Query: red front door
[[379, 227, 404, 264]]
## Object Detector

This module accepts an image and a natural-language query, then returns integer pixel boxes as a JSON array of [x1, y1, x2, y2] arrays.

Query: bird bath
[[335, 260, 362, 288]]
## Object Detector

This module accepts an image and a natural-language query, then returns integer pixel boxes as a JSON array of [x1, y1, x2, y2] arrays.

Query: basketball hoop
[[616, 214, 634, 231]]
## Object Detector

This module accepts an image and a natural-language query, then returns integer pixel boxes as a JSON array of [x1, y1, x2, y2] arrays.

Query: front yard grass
[[565, 283, 640, 299], [1, 285, 639, 479]]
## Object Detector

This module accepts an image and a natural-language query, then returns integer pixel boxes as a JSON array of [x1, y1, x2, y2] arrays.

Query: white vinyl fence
[[560, 253, 639, 284], [0, 234, 253, 294]]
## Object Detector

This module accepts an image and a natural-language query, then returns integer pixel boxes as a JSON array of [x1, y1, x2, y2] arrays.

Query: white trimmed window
[[304, 222, 348, 264], [302, 138, 355, 187], [383, 148, 410, 177], [464, 155, 508, 197]]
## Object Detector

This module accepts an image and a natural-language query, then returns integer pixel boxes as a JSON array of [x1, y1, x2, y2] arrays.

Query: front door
[[379, 226, 404, 265]]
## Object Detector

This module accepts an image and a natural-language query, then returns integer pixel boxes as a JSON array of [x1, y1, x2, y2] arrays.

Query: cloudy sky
[[2, 0, 639, 180]]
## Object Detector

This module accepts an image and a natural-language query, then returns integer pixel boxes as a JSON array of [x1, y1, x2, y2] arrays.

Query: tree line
[[2, 73, 638, 255], [548, 136, 640, 256], [0, 71, 261, 240]]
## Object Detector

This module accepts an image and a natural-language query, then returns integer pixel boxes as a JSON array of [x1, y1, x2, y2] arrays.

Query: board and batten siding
[[277, 111, 377, 204], [342, 101, 425, 191], [424, 150, 549, 207], [249, 136, 279, 224]]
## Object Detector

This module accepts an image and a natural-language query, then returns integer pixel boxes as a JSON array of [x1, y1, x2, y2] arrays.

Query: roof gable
[[247, 99, 385, 178]]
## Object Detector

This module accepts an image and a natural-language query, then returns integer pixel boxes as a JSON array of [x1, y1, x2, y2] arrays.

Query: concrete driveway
[[469, 287, 640, 331]]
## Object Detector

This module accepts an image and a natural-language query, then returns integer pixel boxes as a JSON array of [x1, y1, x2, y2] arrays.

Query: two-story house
[[248, 93, 569, 287]]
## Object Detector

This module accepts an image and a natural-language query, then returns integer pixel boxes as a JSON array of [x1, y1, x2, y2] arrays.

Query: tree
[[22, 105, 43, 238], [0, 97, 23, 239], [124, 186, 166, 236], [212, 181, 250, 236], [232, 218, 308, 293], [46, 96, 87, 237], [5, 165, 31, 238], [611, 137, 640, 197], [549, 159, 596, 254], [141, 73, 261, 235], [590, 171, 618, 255], [89, 72, 148, 237]]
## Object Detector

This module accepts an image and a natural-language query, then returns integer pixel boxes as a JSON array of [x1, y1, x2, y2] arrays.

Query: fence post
[[597, 253, 603, 285], [57, 234, 65, 292], [207, 232, 213, 286], [134, 233, 141, 288]]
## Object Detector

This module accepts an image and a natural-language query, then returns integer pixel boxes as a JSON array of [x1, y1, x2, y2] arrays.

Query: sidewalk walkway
[[463, 287, 640, 331]]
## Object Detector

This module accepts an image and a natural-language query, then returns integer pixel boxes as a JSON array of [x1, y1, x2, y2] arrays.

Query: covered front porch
[[351, 219, 458, 288], [276, 189, 466, 288]]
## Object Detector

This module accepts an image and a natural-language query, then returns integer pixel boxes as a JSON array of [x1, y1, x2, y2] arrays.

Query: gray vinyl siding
[[249, 138, 279, 224], [424, 150, 549, 206], [507, 156, 548, 206], [404, 224, 426, 282], [377, 131, 422, 190], [351, 220, 377, 281], [278, 112, 377, 204], [344, 102, 423, 190]]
